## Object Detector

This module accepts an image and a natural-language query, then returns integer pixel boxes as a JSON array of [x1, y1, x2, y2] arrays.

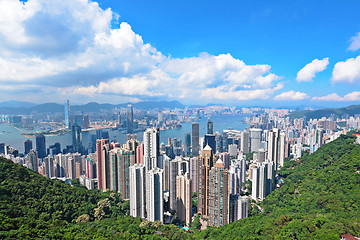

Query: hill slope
[[0, 157, 189, 239], [198, 134, 360, 239], [289, 104, 360, 119]]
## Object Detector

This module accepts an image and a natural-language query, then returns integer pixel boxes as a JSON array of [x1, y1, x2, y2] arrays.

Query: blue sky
[[1, 0, 360, 107]]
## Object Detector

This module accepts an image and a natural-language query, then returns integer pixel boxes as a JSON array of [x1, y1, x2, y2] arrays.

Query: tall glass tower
[[72, 122, 82, 153], [207, 118, 213, 134], [64, 100, 70, 129], [127, 104, 134, 134], [192, 122, 199, 156], [36, 134, 46, 159]]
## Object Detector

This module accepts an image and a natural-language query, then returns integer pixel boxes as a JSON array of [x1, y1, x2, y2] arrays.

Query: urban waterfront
[[0, 114, 249, 153]]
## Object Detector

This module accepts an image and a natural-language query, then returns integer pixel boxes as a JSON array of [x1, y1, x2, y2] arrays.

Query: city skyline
[[1, 0, 360, 107]]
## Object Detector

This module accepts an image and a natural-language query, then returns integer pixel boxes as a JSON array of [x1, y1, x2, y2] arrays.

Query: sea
[[0, 114, 250, 153]]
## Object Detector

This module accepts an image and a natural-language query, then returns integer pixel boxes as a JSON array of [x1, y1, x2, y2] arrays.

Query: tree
[[191, 214, 202, 231]]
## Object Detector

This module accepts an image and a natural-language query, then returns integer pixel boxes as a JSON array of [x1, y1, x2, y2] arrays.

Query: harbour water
[[0, 114, 249, 153]]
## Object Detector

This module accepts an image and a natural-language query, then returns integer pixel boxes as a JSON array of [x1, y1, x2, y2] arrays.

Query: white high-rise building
[[252, 161, 274, 200], [250, 128, 262, 153], [146, 167, 164, 222], [169, 157, 187, 211], [176, 172, 192, 225], [279, 132, 285, 167], [238, 196, 249, 219], [229, 195, 249, 223], [162, 155, 171, 192], [143, 128, 160, 173], [129, 164, 146, 218], [267, 128, 285, 169], [251, 165, 259, 200], [229, 160, 242, 195], [228, 144, 238, 156]]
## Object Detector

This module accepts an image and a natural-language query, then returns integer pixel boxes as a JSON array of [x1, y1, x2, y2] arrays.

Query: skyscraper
[[86, 158, 94, 179], [72, 123, 82, 153], [67, 157, 75, 179], [117, 149, 134, 200], [316, 128, 324, 147], [208, 159, 229, 227], [36, 134, 46, 159], [229, 161, 242, 195], [109, 149, 118, 192], [203, 134, 216, 153], [127, 104, 134, 134], [250, 128, 262, 153], [267, 128, 285, 169], [185, 132, 191, 155], [207, 119, 214, 134], [198, 144, 214, 217], [176, 172, 192, 225], [251, 161, 273, 200], [0, 143, 4, 154], [143, 128, 160, 173], [240, 131, 249, 154], [251, 165, 260, 200], [136, 142, 144, 164], [169, 157, 187, 211], [26, 149, 38, 172], [279, 132, 285, 167], [192, 123, 199, 156], [146, 167, 164, 222], [83, 114, 90, 129], [229, 195, 248, 223], [129, 163, 146, 218], [24, 139, 33, 154], [44, 155, 55, 178], [64, 100, 70, 129], [96, 139, 109, 190], [101, 143, 111, 190], [162, 154, 171, 192], [190, 156, 199, 193]]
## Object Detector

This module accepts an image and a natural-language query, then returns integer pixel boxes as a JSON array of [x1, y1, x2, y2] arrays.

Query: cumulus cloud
[[332, 55, 360, 84], [0, 0, 283, 103], [296, 58, 329, 82], [348, 32, 360, 51], [312, 92, 360, 101], [273, 90, 309, 100]]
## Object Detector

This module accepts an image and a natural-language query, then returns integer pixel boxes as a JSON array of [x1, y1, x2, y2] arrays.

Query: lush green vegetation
[[199, 134, 360, 239], [0, 157, 188, 239], [1, 134, 360, 239]]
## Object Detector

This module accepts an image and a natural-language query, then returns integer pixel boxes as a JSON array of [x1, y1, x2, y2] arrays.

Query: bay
[[0, 114, 249, 153]]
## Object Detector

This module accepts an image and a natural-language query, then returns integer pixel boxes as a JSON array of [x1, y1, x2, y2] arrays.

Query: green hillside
[[0, 157, 188, 239], [199, 134, 360, 239], [289, 104, 360, 119], [1, 134, 360, 239]]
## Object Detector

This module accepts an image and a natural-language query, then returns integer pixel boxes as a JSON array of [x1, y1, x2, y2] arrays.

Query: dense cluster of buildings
[[2, 104, 357, 228]]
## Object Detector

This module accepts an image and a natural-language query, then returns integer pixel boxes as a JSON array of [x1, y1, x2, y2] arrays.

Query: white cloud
[[274, 90, 309, 100], [312, 92, 360, 101], [200, 83, 284, 101], [348, 32, 360, 51], [0, 0, 284, 103], [67, 69, 172, 97], [296, 58, 329, 82], [332, 55, 360, 84]]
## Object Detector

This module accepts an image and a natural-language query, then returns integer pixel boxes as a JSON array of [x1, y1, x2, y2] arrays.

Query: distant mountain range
[[0, 100, 186, 114], [289, 104, 360, 119]]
